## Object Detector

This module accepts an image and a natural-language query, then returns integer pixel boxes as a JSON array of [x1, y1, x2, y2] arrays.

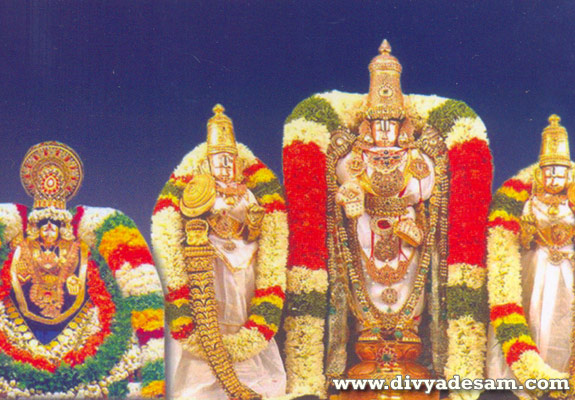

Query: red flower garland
[[284, 141, 328, 271], [447, 138, 493, 267]]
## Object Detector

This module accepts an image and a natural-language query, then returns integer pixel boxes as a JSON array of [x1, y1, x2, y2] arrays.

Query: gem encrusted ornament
[[282, 39, 492, 399], [0, 141, 165, 398]]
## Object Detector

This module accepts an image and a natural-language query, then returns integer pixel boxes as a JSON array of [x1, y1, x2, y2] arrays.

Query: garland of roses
[[282, 91, 492, 399], [487, 164, 569, 387], [152, 142, 288, 363], [0, 206, 133, 393]]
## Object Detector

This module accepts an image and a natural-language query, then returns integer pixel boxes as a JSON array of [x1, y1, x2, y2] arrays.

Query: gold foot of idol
[[337, 340, 439, 400]]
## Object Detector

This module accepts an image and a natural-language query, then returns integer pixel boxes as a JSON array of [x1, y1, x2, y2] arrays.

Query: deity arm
[[335, 153, 366, 219], [519, 199, 537, 249], [245, 190, 265, 242]]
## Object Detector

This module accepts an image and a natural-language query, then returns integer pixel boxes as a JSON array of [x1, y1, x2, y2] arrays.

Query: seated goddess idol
[[152, 105, 288, 400], [0, 141, 165, 398]]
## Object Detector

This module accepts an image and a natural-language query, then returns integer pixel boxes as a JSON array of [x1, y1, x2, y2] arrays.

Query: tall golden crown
[[207, 104, 238, 155], [539, 114, 570, 167], [365, 39, 405, 121], [20, 141, 84, 209]]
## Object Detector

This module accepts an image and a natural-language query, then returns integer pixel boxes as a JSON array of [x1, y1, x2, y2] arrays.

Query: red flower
[[506, 341, 538, 365], [153, 198, 180, 214], [171, 322, 194, 340], [447, 138, 493, 268], [503, 179, 532, 195], [284, 141, 328, 271], [490, 303, 524, 321], [106, 244, 154, 272], [254, 285, 285, 300], [166, 285, 190, 302], [244, 320, 275, 341]]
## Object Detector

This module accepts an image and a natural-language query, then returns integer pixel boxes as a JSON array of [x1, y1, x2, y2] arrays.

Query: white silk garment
[[170, 188, 286, 400], [487, 197, 574, 397], [336, 147, 435, 325]]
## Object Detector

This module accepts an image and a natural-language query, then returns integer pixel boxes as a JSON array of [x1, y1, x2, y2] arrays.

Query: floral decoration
[[487, 165, 569, 389], [282, 90, 492, 399], [151, 143, 288, 363], [0, 204, 165, 398]]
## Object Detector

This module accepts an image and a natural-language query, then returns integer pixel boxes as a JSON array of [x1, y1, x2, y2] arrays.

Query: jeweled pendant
[[381, 287, 398, 305]]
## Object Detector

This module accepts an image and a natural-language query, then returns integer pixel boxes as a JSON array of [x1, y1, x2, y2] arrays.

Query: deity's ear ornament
[[282, 39, 493, 399], [487, 115, 575, 397], [151, 105, 288, 400], [0, 141, 165, 398]]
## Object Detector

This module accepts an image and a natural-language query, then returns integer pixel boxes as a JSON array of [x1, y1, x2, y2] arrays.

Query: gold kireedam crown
[[539, 114, 571, 167], [365, 39, 405, 121], [20, 141, 84, 209], [207, 104, 238, 155]]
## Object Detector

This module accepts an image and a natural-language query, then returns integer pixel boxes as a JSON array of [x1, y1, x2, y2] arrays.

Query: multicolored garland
[[487, 164, 568, 386], [282, 91, 492, 398], [0, 204, 165, 398], [151, 142, 287, 363]]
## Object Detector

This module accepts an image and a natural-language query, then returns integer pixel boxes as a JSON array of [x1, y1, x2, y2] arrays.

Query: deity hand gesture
[[336, 180, 364, 218]]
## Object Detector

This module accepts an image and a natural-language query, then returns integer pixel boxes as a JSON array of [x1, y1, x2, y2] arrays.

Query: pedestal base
[[337, 340, 439, 400]]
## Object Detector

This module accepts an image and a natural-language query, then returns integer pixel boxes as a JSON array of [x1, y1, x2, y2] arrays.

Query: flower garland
[[0, 204, 165, 398], [282, 90, 492, 399], [487, 165, 569, 387], [151, 143, 287, 363]]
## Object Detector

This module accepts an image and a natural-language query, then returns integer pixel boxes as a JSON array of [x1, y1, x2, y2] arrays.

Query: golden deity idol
[[487, 115, 575, 399], [12, 142, 89, 327], [0, 141, 166, 398], [153, 105, 288, 400], [282, 39, 493, 400]]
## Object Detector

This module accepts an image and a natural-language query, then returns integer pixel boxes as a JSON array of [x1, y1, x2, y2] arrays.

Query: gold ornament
[[365, 39, 405, 121], [207, 104, 238, 156], [539, 114, 570, 168], [20, 141, 84, 209], [180, 174, 217, 218]]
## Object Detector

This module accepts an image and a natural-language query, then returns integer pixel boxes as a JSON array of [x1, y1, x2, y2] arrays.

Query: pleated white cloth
[[168, 189, 286, 400]]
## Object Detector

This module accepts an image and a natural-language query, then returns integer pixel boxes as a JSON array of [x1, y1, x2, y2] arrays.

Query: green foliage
[[496, 322, 531, 344], [490, 191, 525, 217], [286, 290, 327, 319], [427, 99, 477, 136], [285, 96, 341, 132], [446, 285, 488, 322]]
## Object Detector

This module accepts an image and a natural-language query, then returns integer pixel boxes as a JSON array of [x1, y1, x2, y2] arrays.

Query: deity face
[[38, 219, 60, 245], [371, 119, 400, 147], [209, 152, 236, 184], [542, 165, 569, 194]]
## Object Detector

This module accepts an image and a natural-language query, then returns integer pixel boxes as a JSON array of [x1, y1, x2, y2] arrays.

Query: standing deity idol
[[152, 105, 288, 400], [487, 115, 575, 399], [0, 141, 165, 398], [282, 40, 493, 399]]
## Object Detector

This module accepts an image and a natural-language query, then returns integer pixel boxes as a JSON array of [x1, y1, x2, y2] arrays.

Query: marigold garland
[[487, 164, 569, 389], [0, 204, 165, 398], [151, 143, 288, 364], [282, 90, 492, 399]]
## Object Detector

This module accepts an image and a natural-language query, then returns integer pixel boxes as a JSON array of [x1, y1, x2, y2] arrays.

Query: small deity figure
[[153, 105, 288, 400], [0, 141, 165, 398], [282, 39, 492, 400], [487, 115, 575, 399]]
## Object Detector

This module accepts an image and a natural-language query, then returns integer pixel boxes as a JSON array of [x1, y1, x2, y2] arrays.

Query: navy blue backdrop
[[1, 0, 575, 241]]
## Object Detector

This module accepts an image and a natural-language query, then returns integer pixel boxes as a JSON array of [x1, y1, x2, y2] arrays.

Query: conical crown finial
[[213, 104, 225, 115], [379, 39, 392, 55], [549, 114, 561, 127]]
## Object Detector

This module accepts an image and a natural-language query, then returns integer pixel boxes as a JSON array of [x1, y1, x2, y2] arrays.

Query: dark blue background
[[1, 0, 575, 241]]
